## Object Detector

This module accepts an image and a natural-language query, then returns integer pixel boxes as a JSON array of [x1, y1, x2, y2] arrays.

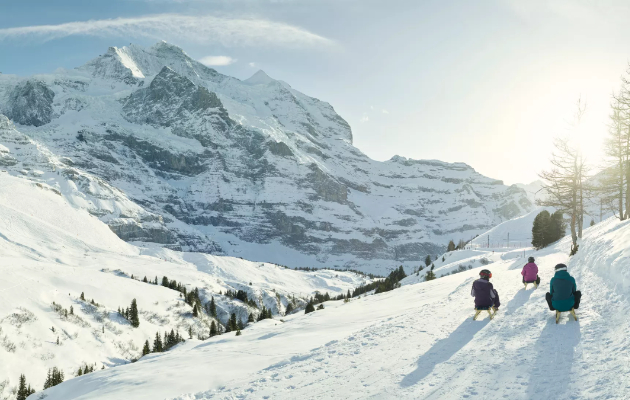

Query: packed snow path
[[38, 219, 630, 400]]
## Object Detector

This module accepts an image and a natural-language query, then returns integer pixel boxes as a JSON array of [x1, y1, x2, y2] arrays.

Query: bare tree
[[614, 67, 630, 218], [538, 136, 588, 255], [596, 94, 628, 220]]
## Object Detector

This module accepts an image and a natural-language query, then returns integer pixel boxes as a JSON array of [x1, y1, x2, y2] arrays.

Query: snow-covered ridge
[[0, 42, 533, 274]]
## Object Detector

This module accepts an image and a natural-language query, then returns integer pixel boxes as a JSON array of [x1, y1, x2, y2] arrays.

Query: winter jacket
[[471, 278, 500, 308], [550, 270, 577, 312], [521, 263, 539, 282]]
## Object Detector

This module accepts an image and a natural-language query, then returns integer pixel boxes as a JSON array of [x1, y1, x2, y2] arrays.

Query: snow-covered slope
[[0, 172, 370, 399], [32, 215, 630, 400], [0, 42, 533, 274]]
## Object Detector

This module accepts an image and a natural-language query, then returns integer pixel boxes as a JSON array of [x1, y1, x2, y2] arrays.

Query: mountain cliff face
[[0, 42, 532, 274]]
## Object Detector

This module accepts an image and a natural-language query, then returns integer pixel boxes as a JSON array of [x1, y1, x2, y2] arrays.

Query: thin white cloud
[[199, 55, 237, 66], [382, 109, 389, 114], [249, 62, 257, 67], [360, 114, 369, 123], [0, 14, 334, 48]]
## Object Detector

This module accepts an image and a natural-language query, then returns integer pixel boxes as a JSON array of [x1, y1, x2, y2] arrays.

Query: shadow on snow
[[504, 287, 534, 315], [399, 318, 489, 388], [526, 316, 581, 398]]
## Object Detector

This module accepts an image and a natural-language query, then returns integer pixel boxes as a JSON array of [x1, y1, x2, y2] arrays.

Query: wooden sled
[[473, 307, 498, 320], [523, 281, 538, 290], [555, 309, 578, 324]]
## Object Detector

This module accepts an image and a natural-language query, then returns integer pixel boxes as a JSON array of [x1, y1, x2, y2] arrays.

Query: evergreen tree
[[305, 302, 315, 314], [424, 255, 432, 267], [532, 210, 551, 249], [257, 307, 266, 322], [284, 303, 293, 315], [236, 328, 242, 336], [80, 292, 85, 301], [317, 304, 324, 310], [547, 211, 566, 244], [16, 374, 31, 400], [129, 299, 140, 328], [442, 256, 445, 262], [44, 369, 51, 389], [590, 219, 595, 226], [188, 326, 193, 339], [447, 240, 456, 252], [142, 340, 150, 356], [143, 276, 148, 283], [248, 312, 255, 323], [162, 276, 169, 287], [209, 297, 217, 318], [425, 264, 436, 281], [153, 332, 163, 353], [69, 305, 74, 315], [230, 313, 237, 331], [210, 321, 217, 337], [192, 304, 199, 318], [44, 367, 64, 389]]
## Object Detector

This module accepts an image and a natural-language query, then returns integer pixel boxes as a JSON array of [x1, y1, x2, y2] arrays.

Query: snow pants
[[546, 291, 581, 311]]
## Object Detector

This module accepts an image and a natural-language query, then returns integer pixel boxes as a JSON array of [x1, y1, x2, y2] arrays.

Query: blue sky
[[2, 0, 630, 184]]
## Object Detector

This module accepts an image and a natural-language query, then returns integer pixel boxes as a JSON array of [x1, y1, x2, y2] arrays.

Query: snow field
[[0, 173, 369, 399], [37, 217, 630, 399]]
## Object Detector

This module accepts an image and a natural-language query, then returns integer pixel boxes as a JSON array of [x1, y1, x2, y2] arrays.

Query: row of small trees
[[117, 298, 140, 328], [142, 329, 185, 355]]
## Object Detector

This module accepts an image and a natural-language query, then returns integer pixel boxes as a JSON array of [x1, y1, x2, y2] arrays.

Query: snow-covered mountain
[[0, 171, 370, 399], [0, 42, 533, 274]]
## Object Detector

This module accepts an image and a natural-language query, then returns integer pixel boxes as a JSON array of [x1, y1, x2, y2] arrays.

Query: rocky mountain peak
[[5, 80, 54, 127], [122, 66, 225, 128], [244, 70, 276, 86]]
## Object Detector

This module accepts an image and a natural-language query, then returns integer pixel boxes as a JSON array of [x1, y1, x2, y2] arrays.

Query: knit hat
[[528, 257, 535, 263], [554, 263, 567, 271]]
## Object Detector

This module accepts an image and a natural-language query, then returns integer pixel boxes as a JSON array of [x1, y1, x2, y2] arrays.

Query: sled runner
[[555, 309, 578, 324], [523, 281, 538, 290], [473, 306, 497, 320]]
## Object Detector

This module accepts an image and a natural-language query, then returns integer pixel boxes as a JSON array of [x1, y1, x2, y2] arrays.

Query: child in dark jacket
[[471, 269, 500, 309]]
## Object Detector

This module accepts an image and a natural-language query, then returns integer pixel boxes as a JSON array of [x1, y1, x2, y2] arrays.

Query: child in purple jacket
[[521, 257, 540, 288]]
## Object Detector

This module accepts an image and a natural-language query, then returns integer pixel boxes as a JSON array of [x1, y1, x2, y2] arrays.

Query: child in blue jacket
[[545, 263, 581, 312]]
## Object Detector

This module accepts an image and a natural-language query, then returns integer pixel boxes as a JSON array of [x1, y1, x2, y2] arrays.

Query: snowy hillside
[[470, 207, 555, 249], [0, 42, 533, 274], [30, 215, 630, 400], [0, 172, 370, 399]]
